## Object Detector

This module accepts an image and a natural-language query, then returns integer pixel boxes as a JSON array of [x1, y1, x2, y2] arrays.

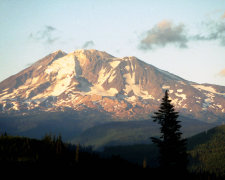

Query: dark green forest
[[0, 125, 225, 178], [188, 125, 225, 177], [103, 125, 225, 178], [0, 133, 139, 170]]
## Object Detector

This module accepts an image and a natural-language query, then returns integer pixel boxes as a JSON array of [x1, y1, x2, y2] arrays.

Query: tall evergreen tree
[[151, 90, 188, 172]]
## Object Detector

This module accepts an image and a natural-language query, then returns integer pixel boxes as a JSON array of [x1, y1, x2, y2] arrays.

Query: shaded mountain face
[[0, 49, 224, 123]]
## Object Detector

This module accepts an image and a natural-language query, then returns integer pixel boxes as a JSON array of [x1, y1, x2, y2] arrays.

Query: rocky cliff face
[[0, 49, 224, 123]]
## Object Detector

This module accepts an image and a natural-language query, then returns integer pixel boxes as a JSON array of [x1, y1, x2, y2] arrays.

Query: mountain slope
[[0, 49, 224, 123], [72, 116, 215, 149], [0, 110, 113, 140]]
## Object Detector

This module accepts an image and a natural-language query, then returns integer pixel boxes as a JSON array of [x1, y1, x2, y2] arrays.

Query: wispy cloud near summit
[[29, 25, 60, 44], [82, 40, 95, 49]]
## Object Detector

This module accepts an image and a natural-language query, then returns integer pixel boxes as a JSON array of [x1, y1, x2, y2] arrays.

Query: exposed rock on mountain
[[0, 49, 224, 123]]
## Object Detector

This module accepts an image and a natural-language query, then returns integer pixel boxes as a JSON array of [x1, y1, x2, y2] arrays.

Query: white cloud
[[192, 21, 225, 45], [139, 20, 188, 50]]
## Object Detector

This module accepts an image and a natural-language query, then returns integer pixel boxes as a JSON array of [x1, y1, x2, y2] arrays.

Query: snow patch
[[202, 99, 212, 110], [123, 72, 154, 100], [170, 93, 187, 107], [108, 72, 116, 83], [170, 98, 180, 106], [0, 91, 8, 96], [107, 88, 118, 95], [162, 85, 170, 89], [3, 88, 9, 92], [125, 65, 130, 71], [175, 93, 187, 100], [126, 96, 136, 102], [193, 85, 216, 93], [178, 81, 186, 85], [177, 89, 183, 92], [109, 61, 121, 69], [98, 68, 111, 84], [86, 66, 120, 96], [11, 102, 19, 111], [31, 77, 40, 84], [202, 93, 215, 111], [46, 54, 75, 79], [45, 68, 53, 74], [216, 104, 222, 109], [33, 54, 75, 98], [88, 84, 118, 97], [74, 50, 89, 67], [141, 90, 155, 100], [192, 85, 225, 96]]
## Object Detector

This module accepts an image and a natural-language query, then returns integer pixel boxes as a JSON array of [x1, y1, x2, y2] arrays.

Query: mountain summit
[[0, 49, 224, 122]]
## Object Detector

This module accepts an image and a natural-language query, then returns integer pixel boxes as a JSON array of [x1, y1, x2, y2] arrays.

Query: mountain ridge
[[0, 49, 224, 123]]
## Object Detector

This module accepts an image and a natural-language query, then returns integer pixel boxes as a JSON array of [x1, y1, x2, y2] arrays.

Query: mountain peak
[[50, 50, 67, 57], [0, 49, 224, 122], [73, 49, 114, 58], [52, 49, 64, 54]]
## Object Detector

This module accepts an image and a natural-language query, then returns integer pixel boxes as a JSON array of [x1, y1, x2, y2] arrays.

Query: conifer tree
[[76, 143, 79, 163], [151, 90, 188, 172], [56, 134, 63, 154]]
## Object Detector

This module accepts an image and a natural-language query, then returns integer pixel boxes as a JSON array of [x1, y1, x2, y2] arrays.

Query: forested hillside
[[103, 125, 225, 178], [0, 133, 138, 170], [188, 125, 225, 177]]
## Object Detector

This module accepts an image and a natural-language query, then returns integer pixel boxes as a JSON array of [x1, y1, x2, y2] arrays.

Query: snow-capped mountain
[[0, 49, 224, 123]]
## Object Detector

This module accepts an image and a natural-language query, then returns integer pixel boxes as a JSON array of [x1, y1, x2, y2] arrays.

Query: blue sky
[[0, 0, 225, 85]]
